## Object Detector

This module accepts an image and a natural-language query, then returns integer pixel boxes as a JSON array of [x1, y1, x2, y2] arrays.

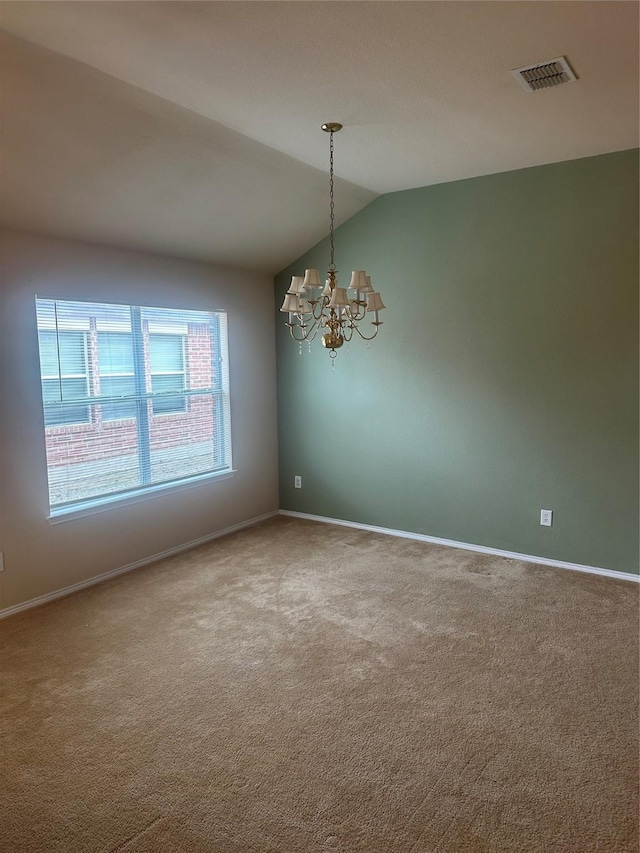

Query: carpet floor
[[1, 516, 638, 852]]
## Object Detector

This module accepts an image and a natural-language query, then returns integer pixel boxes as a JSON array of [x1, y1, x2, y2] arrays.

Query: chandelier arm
[[288, 317, 321, 342], [306, 295, 330, 322], [347, 302, 367, 322], [352, 323, 381, 342], [310, 301, 327, 322], [304, 324, 321, 343], [288, 325, 308, 342]]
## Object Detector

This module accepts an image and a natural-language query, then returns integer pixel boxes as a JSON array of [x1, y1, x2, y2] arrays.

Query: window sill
[[47, 469, 237, 524]]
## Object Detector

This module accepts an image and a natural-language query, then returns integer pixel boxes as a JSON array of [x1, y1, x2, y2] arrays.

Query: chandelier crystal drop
[[280, 122, 385, 357]]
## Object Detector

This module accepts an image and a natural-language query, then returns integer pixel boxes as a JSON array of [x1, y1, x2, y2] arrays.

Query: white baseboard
[[279, 510, 639, 583], [2, 507, 636, 620], [0, 511, 279, 620]]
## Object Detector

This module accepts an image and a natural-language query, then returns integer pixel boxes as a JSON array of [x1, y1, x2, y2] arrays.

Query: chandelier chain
[[329, 131, 335, 271]]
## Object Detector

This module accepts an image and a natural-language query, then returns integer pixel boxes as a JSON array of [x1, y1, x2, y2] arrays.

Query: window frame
[[35, 298, 233, 519]]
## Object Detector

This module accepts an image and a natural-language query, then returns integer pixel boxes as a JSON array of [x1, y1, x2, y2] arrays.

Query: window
[[38, 330, 90, 426], [35, 298, 232, 516], [97, 332, 136, 421], [149, 334, 186, 415]]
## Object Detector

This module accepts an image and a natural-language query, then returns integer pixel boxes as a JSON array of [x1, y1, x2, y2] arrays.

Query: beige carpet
[[1, 517, 638, 852]]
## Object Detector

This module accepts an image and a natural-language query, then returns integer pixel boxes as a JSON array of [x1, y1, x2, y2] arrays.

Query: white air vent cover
[[511, 56, 577, 92]]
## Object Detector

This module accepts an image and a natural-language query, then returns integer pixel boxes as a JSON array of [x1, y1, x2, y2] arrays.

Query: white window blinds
[[35, 298, 232, 515]]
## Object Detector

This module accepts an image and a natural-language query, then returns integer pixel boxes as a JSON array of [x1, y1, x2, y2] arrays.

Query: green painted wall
[[275, 150, 639, 574]]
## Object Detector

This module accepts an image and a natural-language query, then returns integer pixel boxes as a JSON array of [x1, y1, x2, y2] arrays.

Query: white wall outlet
[[294, 475, 302, 489], [540, 509, 553, 527]]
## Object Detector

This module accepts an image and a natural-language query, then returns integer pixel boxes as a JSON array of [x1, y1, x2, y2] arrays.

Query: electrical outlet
[[540, 509, 553, 527], [0, 552, 4, 572], [294, 475, 302, 489]]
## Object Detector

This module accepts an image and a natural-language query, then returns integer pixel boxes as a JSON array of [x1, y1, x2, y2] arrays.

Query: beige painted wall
[[0, 229, 279, 610]]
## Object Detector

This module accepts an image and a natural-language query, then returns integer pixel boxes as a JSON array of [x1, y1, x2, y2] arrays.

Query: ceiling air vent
[[511, 56, 577, 92]]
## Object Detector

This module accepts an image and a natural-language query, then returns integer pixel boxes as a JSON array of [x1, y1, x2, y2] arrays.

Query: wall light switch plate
[[294, 476, 302, 489], [540, 509, 553, 527], [0, 552, 4, 572]]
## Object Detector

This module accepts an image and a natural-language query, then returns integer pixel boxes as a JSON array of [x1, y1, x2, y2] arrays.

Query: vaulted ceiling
[[1, 2, 638, 273]]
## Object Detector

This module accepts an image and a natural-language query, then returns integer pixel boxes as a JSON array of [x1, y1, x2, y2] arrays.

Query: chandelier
[[280, 122, 385, 358]]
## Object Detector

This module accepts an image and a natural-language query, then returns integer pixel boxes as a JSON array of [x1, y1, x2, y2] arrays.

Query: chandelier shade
[[289, 276, 307, 295], [328, 287, 350, 308], [280, 292, 301, 313], [280, 123, 385, 357], [366, 292, 386, 313], [348, 270, 372, 293], [302, 269, 323, 289]]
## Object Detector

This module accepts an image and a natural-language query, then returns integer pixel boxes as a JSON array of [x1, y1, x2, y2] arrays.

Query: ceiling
[[0, 1, 638, 274]]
